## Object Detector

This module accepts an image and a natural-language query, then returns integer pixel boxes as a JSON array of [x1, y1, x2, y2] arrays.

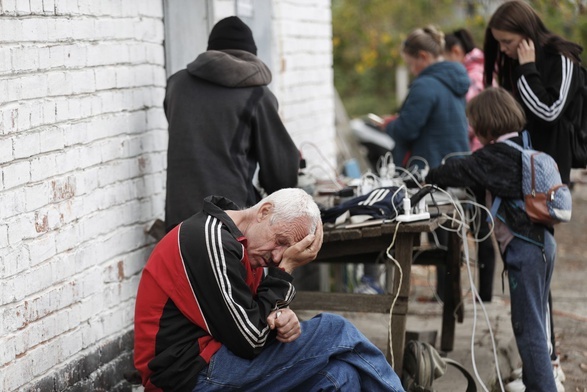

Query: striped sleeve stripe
[[205, 216, 270, 349], [517, 55, 573, 122], [359, 188, 389, 206], [178, 224, 212, 334], [283, 283, 295, 304]]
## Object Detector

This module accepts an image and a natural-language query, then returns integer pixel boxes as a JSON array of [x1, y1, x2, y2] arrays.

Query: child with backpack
[[425, 87, 567, 392]]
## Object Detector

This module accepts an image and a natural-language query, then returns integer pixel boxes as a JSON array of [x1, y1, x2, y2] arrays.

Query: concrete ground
[[300, 181, 587, 392]]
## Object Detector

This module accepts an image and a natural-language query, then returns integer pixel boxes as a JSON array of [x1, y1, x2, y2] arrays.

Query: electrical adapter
[[396, 211, 430, 222], [397, 194, 430, 222]]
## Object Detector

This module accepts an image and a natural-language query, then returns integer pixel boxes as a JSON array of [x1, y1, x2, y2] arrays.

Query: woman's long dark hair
[[483, 0, 583, 89]]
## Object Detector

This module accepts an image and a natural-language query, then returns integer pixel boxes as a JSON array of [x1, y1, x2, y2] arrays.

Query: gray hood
[[187, 49, 272, 87]]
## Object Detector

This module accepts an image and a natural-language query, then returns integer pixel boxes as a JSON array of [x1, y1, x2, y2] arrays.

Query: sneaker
[[505, 367, 565, 392], [504, 378, 525, 392], [353, 275, 384, 294], [552, 357, 566, 383], [510, 367, 523, 380]]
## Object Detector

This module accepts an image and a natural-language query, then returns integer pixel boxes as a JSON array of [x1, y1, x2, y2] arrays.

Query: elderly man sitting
[[134, 188, 403, 391]]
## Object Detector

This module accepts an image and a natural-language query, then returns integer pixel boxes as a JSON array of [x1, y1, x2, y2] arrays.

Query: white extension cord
[[396, 195, 430, 222]]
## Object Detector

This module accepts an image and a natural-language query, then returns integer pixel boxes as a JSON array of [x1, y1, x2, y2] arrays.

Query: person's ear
[[257, 203, 273, 222], [453, 45, 465, 59]]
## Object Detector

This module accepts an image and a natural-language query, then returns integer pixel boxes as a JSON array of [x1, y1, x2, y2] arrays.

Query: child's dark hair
[[466, 87, 526, 141]]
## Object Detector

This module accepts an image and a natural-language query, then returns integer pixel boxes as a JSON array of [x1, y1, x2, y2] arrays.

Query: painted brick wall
[[0, 0, 335, 390], [0, 0, 167, 390], [272, 0, 336, 177]]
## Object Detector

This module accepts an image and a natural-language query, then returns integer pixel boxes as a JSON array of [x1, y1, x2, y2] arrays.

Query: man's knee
[[312, 312, 351, 327], [297, 359, 361, 391]]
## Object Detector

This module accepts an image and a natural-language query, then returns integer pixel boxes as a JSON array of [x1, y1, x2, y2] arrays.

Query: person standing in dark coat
[[426, 87, 560, 392], [385, 25, 470, 302], [164, 16, 300, 233]]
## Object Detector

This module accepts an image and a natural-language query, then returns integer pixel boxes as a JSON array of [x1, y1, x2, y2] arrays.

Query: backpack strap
[[487, 131, 529, 222], [522, 130, 532, 149], [443, 358, 478, 392], [489, 195, 502, 223]]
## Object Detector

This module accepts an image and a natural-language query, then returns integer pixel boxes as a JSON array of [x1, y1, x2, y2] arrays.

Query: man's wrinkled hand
[[279, 222, 324, 273], [267, 308, 301, 343]]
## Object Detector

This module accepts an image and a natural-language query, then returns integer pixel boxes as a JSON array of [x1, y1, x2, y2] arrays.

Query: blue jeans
[[504, 231, 557, 392], [193, 313, 404, 391]]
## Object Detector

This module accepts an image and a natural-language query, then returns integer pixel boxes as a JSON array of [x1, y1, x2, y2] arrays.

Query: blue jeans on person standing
[[193, 312, 404, 391], [504, 230, 557, 392]]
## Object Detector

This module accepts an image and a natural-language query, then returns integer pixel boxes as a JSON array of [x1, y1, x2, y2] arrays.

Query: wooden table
[[290, 215, 464, 375]]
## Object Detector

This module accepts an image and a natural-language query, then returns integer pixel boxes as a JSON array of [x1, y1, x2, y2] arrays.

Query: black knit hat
[[207, 16, 257, 55]]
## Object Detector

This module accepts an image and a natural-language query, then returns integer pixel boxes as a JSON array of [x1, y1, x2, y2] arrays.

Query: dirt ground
[[548, 181, 587, 391], [405, 180, 587, 390]]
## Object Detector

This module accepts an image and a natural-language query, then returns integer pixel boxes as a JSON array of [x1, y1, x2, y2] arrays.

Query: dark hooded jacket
[[386, 61, 471, 169], [164, 49, 300, 232]]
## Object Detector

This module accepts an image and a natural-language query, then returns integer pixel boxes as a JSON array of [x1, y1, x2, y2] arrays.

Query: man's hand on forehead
[[278, 222, 323, 273]]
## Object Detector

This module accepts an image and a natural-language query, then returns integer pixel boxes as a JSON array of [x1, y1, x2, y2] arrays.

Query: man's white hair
[[256, 188, 320, 234]]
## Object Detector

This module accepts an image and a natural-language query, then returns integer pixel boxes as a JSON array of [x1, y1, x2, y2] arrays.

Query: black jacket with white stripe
[[513, 49, 583, 184], [134, 196, 295, 392]]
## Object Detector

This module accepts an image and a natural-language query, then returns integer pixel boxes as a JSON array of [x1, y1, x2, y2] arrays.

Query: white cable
[[457, 199, 496, 243], [299, 141, 339, 174], [395, 166, 422, 186], [441, 151, 472, 165], [384, 222, 403, 369], [377, 151, 395, 179], [463, 219, 506, 392], [441, 195, 504, 392], [390, 184, 407, 218], [307, 164, 344, 190], [406, 155, 430, 172], [381, 182, 504, 389], [428, 229, 449, 251]]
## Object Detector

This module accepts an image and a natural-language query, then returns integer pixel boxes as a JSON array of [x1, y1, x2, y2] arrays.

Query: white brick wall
[[271, 0, 337, 177], [0, 0, 335, 390], [0, 0, 167, 389]]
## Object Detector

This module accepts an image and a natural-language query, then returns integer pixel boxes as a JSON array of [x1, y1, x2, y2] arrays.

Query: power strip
[[396, 212, 431, 222]]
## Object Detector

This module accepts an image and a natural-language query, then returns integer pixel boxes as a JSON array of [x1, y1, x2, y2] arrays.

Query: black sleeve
[[252, 88, 300, 194], [516, 55, 580, 125], [425, 144, 523, 199]]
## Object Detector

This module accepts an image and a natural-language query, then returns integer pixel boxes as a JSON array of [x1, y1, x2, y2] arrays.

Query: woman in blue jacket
[[386, 25, 470, 172], [386, 25, 470, 302]]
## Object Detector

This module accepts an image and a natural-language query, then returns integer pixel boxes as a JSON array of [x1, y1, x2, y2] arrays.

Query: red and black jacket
[[134, 196, 296, 391]]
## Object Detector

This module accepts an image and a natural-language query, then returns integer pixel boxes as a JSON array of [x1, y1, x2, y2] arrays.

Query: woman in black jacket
[[483, 0, 583, 185]]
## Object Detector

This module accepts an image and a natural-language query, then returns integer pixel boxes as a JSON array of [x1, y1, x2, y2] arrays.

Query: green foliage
[[332, 0, 460, 116], [333, 0, 587, 118]]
